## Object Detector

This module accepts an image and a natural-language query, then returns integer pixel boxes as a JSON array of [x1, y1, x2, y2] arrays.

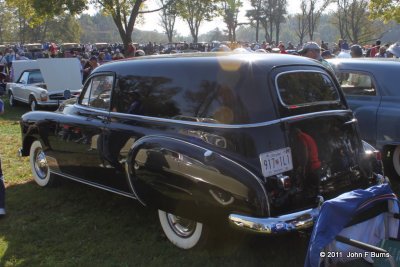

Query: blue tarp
[[305, 183, 397, 267]]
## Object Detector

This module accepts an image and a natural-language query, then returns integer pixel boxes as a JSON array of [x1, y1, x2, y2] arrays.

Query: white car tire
[[393, 145, 400, 177], [9, 93, 16, 107], [158, 210, 208, 250], [30, 140, 55, 187]]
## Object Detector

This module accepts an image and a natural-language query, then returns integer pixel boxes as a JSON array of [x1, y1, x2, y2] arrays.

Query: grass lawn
[[0, 96, 397, 267]]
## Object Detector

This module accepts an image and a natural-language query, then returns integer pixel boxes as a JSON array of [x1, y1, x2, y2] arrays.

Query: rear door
[[271, 66, 369, 203]]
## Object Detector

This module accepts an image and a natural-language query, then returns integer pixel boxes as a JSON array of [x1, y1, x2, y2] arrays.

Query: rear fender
[[126, 135, 269, 223]]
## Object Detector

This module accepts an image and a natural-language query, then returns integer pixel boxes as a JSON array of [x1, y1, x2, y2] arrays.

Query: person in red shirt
[[295, 128, 321, 195], [279, 43, 287, 54], [369, 39, 381, 57]]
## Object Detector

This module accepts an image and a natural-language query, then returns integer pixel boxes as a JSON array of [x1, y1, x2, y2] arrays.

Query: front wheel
[[29, 140, 56, 187], [9, 93, 16, 107], [30, 97, 38, 111], [158, 210, 208, 250]]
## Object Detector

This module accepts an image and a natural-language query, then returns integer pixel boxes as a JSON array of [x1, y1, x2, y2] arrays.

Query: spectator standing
[[0, 99, 6, 217], [341, 40, 349, 50], [126, 43, 136, 58], [299, 42, 335, 72], [113, 49, 124, 60], [375, 46, 387, 58], [83, 56, 99, 83], [370, 40, 381, 57], [350, 45, 363, 58], [278, 43, 287, 54]]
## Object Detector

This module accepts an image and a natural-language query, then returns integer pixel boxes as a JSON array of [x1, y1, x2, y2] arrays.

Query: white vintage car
[[6, 58, 82, 111]]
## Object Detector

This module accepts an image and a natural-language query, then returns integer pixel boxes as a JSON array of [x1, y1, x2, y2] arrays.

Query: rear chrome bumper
[[229, 204, 322, 234]]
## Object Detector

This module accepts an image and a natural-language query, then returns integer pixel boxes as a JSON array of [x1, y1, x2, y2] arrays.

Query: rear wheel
[[158, 210, 208, 249], [29, 140, 56, 187]]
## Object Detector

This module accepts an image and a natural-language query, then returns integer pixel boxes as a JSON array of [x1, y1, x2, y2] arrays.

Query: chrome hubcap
[[9, 95, 13, 105], [34, 148, 48, 179], [166, 213, 196, 238]]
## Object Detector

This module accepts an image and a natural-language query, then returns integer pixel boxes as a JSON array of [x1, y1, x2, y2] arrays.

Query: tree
[[158, 0, 177, 42], [293, 1, 308, 45], [246, 0, 263, 43], [176, 0, 220, 43], [369, 0, 400, 23], [0, 1, 17, 43], [334, 0, 373, 44], [221, 0, 242, 42], [271, 0, 287, 44], [304, 0, 331, 40]]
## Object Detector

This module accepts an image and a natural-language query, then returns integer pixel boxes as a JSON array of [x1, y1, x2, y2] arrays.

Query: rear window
[[276, 71, 340, 107]]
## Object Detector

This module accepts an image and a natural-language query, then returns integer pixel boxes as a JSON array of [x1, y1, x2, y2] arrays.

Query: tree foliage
[[221, 0, 242, 42], [334, 0, 373, 44], [176, 0, 221, 43], [369, 0, 400, 23], [158, 0, 177, 42]]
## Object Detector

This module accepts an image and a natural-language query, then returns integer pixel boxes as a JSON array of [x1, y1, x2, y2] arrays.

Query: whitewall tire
[[158, 210, 208, 250], [393, 145, 400, 177], [30, 140, 55, 187]]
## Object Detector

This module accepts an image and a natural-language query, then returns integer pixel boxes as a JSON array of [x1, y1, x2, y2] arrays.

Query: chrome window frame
[[274, 70, 341, 108]]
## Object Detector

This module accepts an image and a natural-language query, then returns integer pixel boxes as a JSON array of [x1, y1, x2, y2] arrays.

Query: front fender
[[127, 135, 269, 223]]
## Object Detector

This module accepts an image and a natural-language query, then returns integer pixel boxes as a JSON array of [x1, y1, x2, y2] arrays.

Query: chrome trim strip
[[124, 162, 147, 206], [228, 207, 321, 234], [50, 170, 136, 199], [135, 135, 270, 216], [274, 70, 341, 108], [76, 104, 351, 129]]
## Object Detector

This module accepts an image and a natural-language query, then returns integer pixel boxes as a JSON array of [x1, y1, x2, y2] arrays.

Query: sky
[[89, 1, 331, 36]]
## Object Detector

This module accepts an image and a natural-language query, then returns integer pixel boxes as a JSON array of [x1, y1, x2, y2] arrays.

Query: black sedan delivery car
[[19, 53, 383, 249]]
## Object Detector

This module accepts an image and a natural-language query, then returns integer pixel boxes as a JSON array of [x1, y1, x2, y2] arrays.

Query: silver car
[[7, 58, 82, 111]]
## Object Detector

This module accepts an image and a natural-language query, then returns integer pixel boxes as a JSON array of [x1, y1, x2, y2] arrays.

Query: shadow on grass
[[0, 179, 310, 267]]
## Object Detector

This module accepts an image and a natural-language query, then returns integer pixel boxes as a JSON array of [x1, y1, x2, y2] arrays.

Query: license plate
[[260, 147, 293, 177]]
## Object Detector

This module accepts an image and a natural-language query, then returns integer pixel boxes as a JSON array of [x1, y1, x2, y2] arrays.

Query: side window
[[277, 71, 340, 106], [27, 71, 44, 84], [337, 72, 376, 96], [79, 75, 113, 110], [112, 66, 253, 124], [18, 72, 29, 84]]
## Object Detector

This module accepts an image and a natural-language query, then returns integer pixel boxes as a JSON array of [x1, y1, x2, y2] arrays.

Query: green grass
[[2, 96, 398, 266]]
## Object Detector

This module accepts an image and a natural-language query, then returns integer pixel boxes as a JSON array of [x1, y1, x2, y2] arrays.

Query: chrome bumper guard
[[229, 197, 323, 234]]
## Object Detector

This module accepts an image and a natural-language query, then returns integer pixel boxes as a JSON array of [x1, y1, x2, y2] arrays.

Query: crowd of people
[[0, 39, 399, 85]]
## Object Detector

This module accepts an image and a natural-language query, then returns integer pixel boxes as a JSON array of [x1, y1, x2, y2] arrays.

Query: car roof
[[328, 57, 400, 69], [95, 52, 327, 73]]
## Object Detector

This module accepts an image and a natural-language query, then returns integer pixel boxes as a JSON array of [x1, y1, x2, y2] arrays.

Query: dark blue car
[[329, 58, 400, 177]]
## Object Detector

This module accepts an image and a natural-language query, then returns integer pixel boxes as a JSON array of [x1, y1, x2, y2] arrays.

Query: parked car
[[19, 53, 384, 249], [328, 58, 400, 177], [7, 58, 82, 111]]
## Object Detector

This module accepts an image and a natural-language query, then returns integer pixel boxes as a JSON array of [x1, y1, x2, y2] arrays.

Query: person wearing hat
[[321, 50, 334, 59], [299, 42, 334, 72]]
